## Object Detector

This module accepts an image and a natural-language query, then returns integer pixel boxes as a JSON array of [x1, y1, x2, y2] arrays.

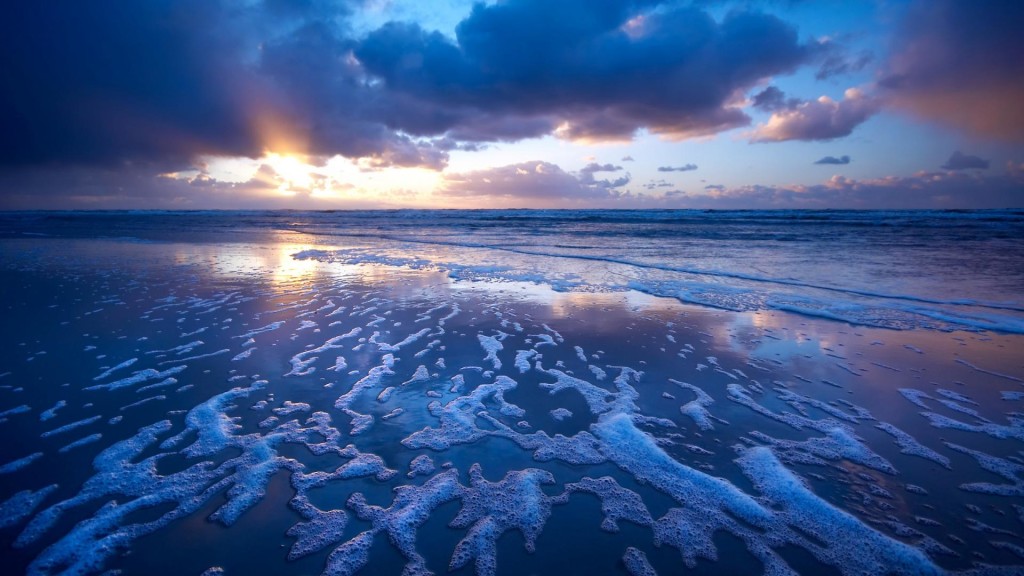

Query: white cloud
[[751, 88, 879, 142]]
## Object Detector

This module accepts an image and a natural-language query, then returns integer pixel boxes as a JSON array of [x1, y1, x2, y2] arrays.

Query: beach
[[1, 210, 1023, 575]]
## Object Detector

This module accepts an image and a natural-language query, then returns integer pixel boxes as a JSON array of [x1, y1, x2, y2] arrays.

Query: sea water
[[0, 210, 1022, 575]]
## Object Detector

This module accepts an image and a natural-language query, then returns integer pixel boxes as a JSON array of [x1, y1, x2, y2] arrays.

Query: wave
[[6, 209, 1023, 333], [294, 246, 1024, 334], [286, 229, 1024, 314]]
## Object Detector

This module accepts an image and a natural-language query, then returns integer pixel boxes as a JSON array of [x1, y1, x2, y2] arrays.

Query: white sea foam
[[537, 366, 618, 416], [448, 465, 563, 576], [402, 375, 524, 450], [136, 377, 179, 394], [574, 345, 587, 362], [328, 468, 463, 576], [514, 349, 536, 373], [0, 405, 30, 420], [273, 401, 311, 416], [286, 328, 361, 376], [0, 452, 44, 475], [875, 422, 951, 469], [549, 407, 572, 421], [157, 348, 229, 365], [0, 485, 58, 530], [402, 365, 432, 386], [922, 411, 1024, 441], [407, 455, 436, 478], [84, 365, 187, 391], [672, 380, 715, 431], [335, 354, 396, 411], [375, 327, 431, 352], [57, 433, 103, 453], [286, 495, 349, 561], [736, 446, 943, 575], [566, 476, 653, 532], [750, 427, 896, 475], [478, 331, 508, 370], [623, 547, 658, 576], [92, 358, 137, 381], [41, 415, 103, 438], [119, 395, 166, 411], [945, 443, 1023, 496], [232, 347, 255, 361]]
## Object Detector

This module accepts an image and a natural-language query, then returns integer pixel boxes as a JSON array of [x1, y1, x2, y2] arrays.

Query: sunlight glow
[[173, 149, 446, 206], [263, 152, 318, 195]]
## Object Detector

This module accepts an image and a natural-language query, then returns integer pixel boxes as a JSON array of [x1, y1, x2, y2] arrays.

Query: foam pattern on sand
[[328, 468, 464, 576], [565, 476, 653, 532], [623, 547, 658, 576], [736, 446, 943, 575], [447, 465, 564, 576], [3, 231, 1023, 576], [750, 427, 897, 474]]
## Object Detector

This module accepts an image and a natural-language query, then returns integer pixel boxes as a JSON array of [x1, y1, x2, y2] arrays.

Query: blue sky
[[0, 0, 1021, 209]]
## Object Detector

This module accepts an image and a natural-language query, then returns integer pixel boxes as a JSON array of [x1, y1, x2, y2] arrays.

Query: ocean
[[1, 210, 1022, 575]]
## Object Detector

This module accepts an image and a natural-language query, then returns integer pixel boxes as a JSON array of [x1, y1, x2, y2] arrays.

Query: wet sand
[[1, 235, 1023, 575]]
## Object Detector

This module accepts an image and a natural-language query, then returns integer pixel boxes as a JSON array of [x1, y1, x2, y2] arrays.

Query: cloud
[[438, 161, 629, 206], [434, 157, 1024, 210], [815, 49, 872, 79], [627, 170, 1024, 210], [583, 163, 620, 173], [0, 1, 449, 171], [621, 156, 635, 162], [432, 158, 1023, 210], [814, 45, 872, 80], [814, 155, 850, 165], [657, 164, 698, 172], [751, 86, 791, 112], [4, 158, 1021, 210], [750, 88, 879, 142], [0, 1, 264, 168], [940, 151, 989, 171], [880, 1, 1024, 142], [0, 156, 435, 210], [644, 179, 674, 190], [355, 2, 810, 142], [0, 0, 816, 175]]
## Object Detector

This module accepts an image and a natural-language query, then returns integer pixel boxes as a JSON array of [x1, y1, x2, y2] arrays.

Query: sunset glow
[[0, 1, 1019, 209]]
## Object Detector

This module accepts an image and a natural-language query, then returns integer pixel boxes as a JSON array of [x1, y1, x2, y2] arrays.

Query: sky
[[0, 0, 1021, 210]]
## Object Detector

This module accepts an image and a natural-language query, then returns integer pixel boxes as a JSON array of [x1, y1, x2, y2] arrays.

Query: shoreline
[[1, 219, 1022, 575]]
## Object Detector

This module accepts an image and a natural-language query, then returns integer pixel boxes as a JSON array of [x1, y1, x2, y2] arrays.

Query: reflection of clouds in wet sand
[[2, 233, 1024, 575]]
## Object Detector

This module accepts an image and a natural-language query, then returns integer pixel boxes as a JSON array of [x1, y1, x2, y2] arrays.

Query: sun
[[263, 152, 317, 194]]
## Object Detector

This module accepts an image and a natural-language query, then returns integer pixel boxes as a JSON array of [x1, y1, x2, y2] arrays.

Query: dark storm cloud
[[814, 155, 850, 165], [880, 1, 1024, 142], [0, 1, 263, 168], [1, 0, 813, 176], [354, 1, 810, 141], [941, 151, 990, 171], [0, 0, 443, 171], [658, 164, 699, 172]]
